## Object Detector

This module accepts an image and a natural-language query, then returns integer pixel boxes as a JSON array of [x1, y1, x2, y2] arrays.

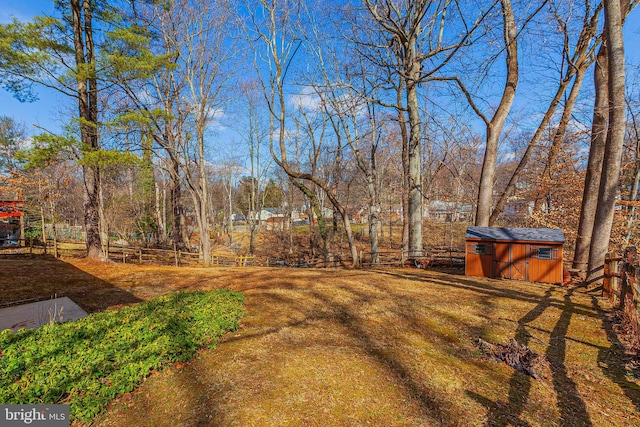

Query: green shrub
[[0, 289, 244, 422]]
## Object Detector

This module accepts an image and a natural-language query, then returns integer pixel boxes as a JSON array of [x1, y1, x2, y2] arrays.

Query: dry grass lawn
[[1, 254, 638, 426]]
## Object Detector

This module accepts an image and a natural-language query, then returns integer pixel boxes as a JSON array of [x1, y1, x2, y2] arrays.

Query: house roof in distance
[[465, 226, 565, 243]]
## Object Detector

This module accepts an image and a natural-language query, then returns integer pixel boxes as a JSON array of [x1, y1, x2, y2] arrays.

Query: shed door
[[510, 243, 527, 281], [494, 243, 527, 281], [494, 243, 511, 279]]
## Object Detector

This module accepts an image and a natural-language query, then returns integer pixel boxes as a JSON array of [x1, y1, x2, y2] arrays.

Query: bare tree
[[361, 0, 491, 257], [302, 11, 385, 263], [586, 0, 632, 284], [574, 0, 635, 273], [176, 0, 236, 264], [470, 0, 520, 227], [488, 0, 601, 225], [113, 0, 236, 262], [247, 0, 362, 266], [238, 82, 272, 255]]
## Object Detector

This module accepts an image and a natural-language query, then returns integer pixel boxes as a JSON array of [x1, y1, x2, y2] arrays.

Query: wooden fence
[[104, 245, 255, 267], [0, 239, 254, 268], [267, 247, 465, 269], [0, 238, 61, 257], [2, 238, 461, 271], [604, 247, 640, 335]]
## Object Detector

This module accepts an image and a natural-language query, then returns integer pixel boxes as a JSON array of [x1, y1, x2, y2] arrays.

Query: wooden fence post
[[139, 249, 142, 264], [604, 252, 611, 298], [621, 246, 637, 310], [604, 252, 618, 302]]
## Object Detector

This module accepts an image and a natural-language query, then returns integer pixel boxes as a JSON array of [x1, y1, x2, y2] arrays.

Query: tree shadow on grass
[[589, 291, 640, 411], [308, 286, 453, 425], [461, 285, 592, 426], [372, 271, 594, 426], [546, 289, 592, 425], [465, 287, 554, 427], [0, 254, 141, 312], [95, 267, 627, 426]]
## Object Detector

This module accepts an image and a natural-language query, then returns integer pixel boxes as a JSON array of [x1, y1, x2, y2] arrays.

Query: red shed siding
[[466, 241, 492, 277], [528, 245, 563, 284], [465, 239, 563, 284]]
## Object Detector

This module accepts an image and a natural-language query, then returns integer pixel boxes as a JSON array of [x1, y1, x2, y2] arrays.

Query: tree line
[[0, 0, 638, 280]]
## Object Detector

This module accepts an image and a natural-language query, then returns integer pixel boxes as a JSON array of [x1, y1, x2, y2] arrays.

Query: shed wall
[[528, 245, 563, 284], [465, 239, 563, 284], [465, 241, 492, 277]]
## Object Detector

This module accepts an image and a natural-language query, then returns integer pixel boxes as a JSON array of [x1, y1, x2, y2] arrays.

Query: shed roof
[[465, 226, 565, 243]]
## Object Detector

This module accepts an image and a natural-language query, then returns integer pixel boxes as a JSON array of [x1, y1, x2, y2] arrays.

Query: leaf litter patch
[[476, 337, 550, 379]]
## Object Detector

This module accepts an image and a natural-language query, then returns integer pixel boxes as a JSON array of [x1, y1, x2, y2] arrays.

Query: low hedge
[[0, 289, 244, 422]]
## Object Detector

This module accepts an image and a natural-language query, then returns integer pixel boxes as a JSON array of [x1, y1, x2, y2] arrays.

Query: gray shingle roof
[[465, 226, 565, 243]]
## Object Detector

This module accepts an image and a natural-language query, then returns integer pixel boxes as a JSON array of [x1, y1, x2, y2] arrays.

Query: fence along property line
[[0, 238, 59, 257], [604, 247, 640, 336], [266, 247, 465, 269], [0, 239, 255, 267], [4, 238, 456, 270], [359, 248, 464, 268], [104, 245, 255, 267]]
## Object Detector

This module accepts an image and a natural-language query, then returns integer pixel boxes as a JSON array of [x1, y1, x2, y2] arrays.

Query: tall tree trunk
[[71, 0, 102, 259], [366, 173, 380, 264], [476, 124, 500, 226], [293, 180, 328, 255], [406, 56, 423, 258], [170, 157, 187, 251], [397, 78, 410, 255], [575, 0, 633, 273], [155, 180, 166, 244], [475, 0, 518, 227], [573, 43, 608, 272], [198, 135, 211, 266], [192, 191, 210, 266], [586, 0, 627, 284]]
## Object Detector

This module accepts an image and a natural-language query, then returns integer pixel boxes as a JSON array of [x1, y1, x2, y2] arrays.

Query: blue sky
[[0, 0, 59, 134], [1, 1, 639, 138]]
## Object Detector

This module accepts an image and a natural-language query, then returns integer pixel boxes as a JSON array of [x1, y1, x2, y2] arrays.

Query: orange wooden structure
[[465, 227, 565, 284], [0, 199, 25, 218]]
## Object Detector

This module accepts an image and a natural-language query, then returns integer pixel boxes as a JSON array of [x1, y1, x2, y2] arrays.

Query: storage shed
[[465, 226, 565, 284]]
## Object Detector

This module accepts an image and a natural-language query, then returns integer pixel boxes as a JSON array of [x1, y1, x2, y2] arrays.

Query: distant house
[[465, 226, 565, 284], [428, 201, 473, 222], [231, 213, 246, 222], [252, 208, 285, 223]]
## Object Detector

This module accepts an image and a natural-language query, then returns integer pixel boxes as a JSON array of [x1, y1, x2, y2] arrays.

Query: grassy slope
[[1, 256, 638, 426]]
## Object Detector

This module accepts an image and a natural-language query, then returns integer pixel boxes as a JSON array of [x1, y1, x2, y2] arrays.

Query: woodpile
[[476, 337, 548, 379]]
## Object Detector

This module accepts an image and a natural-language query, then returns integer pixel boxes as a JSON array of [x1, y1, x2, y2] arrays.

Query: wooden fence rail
[[604, 247, 640, 336], [0, 240, 254, 268], [105, 245, 255, 268], [0, 238, 58, 257], [267, 248, 465, 269]]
